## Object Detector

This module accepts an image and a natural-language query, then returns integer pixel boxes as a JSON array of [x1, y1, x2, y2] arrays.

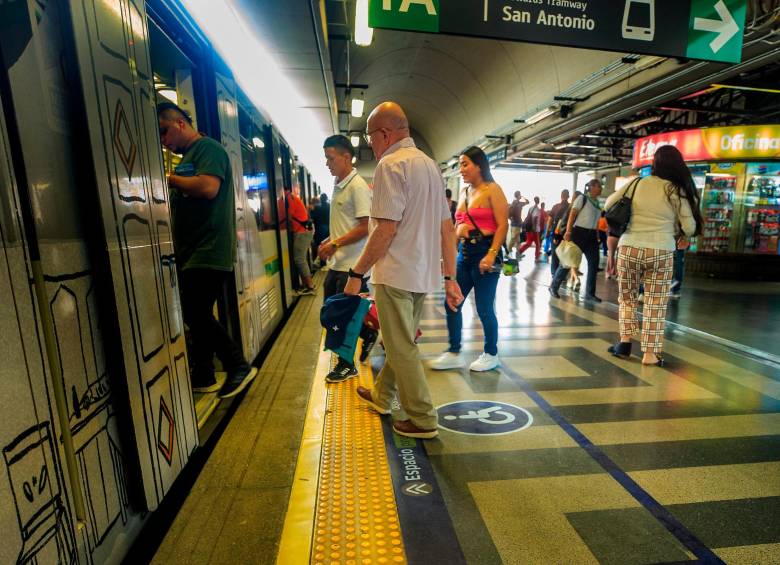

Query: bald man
[[343, 102, 463, 439]]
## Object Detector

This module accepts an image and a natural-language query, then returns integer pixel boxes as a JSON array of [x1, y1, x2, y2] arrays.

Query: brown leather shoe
[[356, 386, 390, 415], [392, 419, 438, 439]]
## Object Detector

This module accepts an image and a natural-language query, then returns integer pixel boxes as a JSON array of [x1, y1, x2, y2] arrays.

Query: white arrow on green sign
[[688, 0, 746, 62], [368, 0, 747, 64]]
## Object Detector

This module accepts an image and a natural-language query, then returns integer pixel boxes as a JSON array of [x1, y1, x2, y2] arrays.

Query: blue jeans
[[445, 239, 500, 356], [671, 249, 685, 292]]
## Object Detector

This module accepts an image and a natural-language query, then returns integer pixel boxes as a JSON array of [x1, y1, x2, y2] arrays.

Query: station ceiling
[[230, 1, 780, 174]]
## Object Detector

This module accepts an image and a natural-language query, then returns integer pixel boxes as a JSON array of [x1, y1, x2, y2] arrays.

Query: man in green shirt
[[158, 102, 256, 398]]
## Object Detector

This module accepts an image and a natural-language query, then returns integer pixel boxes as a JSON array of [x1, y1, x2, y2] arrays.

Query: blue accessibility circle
[[437, 400, 533, 436]]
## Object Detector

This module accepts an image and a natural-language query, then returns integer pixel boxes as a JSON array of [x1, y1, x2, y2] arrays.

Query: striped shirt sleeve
[[371, 160, 406, 221]]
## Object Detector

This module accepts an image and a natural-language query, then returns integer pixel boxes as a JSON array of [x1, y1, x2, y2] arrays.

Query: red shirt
[[286, 192, 310, 233]]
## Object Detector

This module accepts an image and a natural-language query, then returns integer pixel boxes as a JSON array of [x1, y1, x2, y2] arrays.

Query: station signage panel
[[632, 125, 780, 168], [369, 0, 747, 64]]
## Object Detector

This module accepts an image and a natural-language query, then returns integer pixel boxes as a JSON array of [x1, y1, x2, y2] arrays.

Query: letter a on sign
[[400, 0, 437, 15], [369, 0, 440, 32]]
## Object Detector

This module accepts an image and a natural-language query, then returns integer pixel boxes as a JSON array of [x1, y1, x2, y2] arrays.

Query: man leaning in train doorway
[[317, 135, 373, 383], [157, 102, 257, 399]]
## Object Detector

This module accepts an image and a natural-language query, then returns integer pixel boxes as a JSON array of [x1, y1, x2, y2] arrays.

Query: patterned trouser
[[617, 246, 674, 353]]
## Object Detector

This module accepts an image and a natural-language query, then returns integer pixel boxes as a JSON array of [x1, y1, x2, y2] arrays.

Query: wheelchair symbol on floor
[[443, 405, 516, 425], [437, 400, 532, 436]]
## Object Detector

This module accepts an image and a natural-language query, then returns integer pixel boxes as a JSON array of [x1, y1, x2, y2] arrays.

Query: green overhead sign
[[368, 0, 747, 64]]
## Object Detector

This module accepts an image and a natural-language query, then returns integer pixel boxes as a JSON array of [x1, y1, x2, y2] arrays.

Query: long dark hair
[[462, 146, 494, 184], [651, 145, 704, 236]]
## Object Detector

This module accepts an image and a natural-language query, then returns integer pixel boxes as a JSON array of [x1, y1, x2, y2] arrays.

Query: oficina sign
[[632, 125, 780, 168]]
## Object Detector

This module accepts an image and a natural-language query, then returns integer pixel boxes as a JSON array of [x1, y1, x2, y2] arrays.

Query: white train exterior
[[0, 1, 316, 563]]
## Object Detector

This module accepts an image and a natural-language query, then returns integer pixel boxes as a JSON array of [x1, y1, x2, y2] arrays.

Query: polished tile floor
[[288, 266, 780, 565], [152, 267, 780, 564], [401, 272, 780, 564]]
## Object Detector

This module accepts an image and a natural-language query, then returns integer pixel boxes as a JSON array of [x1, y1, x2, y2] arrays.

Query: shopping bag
[[556, 240, 583, 269]]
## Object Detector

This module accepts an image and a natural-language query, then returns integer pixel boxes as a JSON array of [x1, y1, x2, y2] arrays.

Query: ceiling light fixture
[[158, 89, 178, 104], [621, 116, 662, 130], [351, 97, 365, 118], [252, 136, 265, 149], [355, 0, 374, 46], [350, 135, 360, 148], [525, 107, 558, 125]]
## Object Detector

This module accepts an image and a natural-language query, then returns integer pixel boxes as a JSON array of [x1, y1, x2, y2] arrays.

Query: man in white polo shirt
[[343, 102, 463, 439], [549, 179, 603, 302], [318, 134, 372, 383]]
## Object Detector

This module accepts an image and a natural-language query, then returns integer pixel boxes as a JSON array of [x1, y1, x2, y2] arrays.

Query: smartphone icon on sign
[[622, 0, 655, 41]]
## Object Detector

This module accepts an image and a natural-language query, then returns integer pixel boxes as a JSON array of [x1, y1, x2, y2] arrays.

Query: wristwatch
[[331, 240, 340, 249], [443, 275, 454, 282], [348, 268, 365, 279]]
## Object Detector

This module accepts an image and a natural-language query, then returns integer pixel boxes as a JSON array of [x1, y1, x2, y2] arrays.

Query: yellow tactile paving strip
[[276, 336, 407, 565], [312, 356, 406, 565]]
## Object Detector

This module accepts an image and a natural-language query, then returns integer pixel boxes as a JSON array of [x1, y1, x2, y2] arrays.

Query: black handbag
[[605, 178, 640, 236]]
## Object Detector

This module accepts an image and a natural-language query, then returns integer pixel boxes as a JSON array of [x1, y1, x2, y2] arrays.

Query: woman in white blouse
[[604, 146, 703, 366]]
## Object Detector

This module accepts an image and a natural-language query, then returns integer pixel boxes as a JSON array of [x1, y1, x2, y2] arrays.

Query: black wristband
[[348, 268, 365, 280], [443, 275, 454, 281]]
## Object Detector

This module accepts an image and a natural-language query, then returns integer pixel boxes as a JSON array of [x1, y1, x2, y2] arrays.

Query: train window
[[148, 20, 200, 174], [238, 106, 275, 231]]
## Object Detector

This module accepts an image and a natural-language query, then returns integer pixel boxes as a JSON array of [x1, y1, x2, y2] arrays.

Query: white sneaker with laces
[[469, 353, 500, 372], [428, 352, 465, 370]]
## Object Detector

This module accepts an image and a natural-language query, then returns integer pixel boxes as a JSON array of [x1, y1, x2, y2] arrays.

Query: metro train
[[0, 1, 318, 563]]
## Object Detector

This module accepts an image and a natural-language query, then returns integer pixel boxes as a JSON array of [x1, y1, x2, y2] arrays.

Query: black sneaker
[[218, 366, 258, 398], [359, 330, 379, 363], [585, 294, 602, 303], [326, 359, 358, 383], [192, 374, 220, 393]]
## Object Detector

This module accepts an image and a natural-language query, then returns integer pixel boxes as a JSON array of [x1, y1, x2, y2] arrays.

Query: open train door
[[66, 0, 198, 510]]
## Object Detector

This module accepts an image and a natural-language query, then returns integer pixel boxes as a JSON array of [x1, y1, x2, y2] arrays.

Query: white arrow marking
[[693, 0, 739, 54]]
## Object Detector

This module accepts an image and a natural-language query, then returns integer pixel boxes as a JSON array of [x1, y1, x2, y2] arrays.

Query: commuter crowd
[[309, 101, 702, 440], [156, 95, 703, 440]]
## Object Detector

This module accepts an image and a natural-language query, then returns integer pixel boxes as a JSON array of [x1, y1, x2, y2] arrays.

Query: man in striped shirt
[[343, 102, 463, 439]]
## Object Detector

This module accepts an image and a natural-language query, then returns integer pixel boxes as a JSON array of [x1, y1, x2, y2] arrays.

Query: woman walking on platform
[[430, 146, 509, 372], [605, 146, 702, 366]]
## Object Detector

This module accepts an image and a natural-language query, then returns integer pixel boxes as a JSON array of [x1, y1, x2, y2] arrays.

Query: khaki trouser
[[372, 284, 437, 429]]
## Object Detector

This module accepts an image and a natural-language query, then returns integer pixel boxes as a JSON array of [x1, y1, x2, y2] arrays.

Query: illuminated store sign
[[632, 125, 780, 168]]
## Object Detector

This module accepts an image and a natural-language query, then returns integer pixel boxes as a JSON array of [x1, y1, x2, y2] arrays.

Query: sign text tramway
[[369, 0, 747, 64]]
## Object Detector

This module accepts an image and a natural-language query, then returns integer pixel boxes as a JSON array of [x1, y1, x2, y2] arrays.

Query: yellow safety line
[[277, 340, 330, 565], [277, 337, 407, 565]]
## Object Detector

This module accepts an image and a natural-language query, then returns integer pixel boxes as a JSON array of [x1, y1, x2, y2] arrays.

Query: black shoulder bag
[[605, 178, 640, 236]]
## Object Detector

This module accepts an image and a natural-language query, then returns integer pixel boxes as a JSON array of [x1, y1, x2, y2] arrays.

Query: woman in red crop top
[[429, 146, 508, 373]]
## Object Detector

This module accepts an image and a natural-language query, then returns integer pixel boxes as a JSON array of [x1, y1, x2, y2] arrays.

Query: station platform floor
[[150, 269, 780, 565], [520, 255, 780, 360]]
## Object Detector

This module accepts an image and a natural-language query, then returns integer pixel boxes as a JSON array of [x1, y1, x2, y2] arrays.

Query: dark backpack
[[555, 191, 583, 232]]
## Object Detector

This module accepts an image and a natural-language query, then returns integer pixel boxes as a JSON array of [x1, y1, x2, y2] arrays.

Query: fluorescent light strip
[[355, 0, 374, 46], [180, 0, 332, 188], [351, 98, 365, 118], [525, 107, 557, 125]]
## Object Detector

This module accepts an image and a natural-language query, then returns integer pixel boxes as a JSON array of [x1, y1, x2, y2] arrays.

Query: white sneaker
[[469, 353, 500, 372], [638, 293, 645, 302], [428, 352, 465, 370]]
